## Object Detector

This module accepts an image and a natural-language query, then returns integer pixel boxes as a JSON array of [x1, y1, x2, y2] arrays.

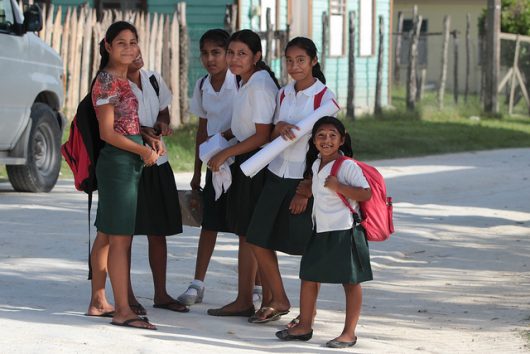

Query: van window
[[0, 0, 15, 32]]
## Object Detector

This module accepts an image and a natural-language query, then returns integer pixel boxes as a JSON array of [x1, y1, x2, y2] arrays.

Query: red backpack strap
[[279, 88, 286, 106], [330, 156, 357, 215], [313, 86, 328, 110]]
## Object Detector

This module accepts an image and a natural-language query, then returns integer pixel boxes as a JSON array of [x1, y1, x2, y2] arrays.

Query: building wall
[[312, 0, 391, 112], [393, 0, 486, 94]]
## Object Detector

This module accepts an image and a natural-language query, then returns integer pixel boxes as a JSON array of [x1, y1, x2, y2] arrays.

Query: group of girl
[[87, 20, 373, 349]]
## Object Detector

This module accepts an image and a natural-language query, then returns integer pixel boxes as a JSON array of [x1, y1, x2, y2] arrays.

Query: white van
[[0, 0, 65, 192]]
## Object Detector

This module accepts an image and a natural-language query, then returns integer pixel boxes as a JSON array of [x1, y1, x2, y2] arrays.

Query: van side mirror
[[23, 4, 43, 32]]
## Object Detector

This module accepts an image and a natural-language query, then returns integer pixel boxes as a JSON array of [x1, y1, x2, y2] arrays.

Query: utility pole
[[484, 0, 500, 114]]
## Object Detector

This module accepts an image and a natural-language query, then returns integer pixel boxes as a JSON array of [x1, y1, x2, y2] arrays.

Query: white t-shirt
[[189, 70, 238, 137], [311, 157, 369, 233], [129, 69, 172, 164], [268, 79, 339, 179], [231, 70, 278, 142]]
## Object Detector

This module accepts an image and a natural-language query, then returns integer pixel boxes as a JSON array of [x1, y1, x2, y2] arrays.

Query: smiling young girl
[[275, 116, 372, 348], [206, 29, 279, 317], [246, 37, 339, 324], [88, 21, 158, 330]]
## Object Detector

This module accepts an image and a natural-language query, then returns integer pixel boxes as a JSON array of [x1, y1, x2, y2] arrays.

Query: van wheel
[[7, 103, 61, 192]]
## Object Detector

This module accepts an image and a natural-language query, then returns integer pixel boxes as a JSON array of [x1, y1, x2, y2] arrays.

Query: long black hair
[[91, 21, 139, 90], [304, 116, 353, 178], [285, 36, 326, 84], [229, 29, 280, 88], [200, 28, 230, 50]]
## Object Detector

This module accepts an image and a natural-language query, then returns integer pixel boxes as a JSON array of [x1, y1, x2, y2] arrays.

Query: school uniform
[[247, 79, 338, 255], [92, 71, 143, 235], [189, 70, 238, 232], [225, 70, 278, 236], [300, 157, 373, 284], [129, 70, 183, 236]]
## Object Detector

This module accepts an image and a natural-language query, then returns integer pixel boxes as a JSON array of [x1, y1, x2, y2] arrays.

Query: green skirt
[[247, 170, 313, 255], [225, 149, 266, 236], [134, 161, 183, 236], [95, 135, 143, 235], [202, 168, 233, 233], [300, 225, 373, 284]]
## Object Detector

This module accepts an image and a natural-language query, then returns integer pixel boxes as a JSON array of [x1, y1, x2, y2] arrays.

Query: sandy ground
[[0, 148, 529, 354]]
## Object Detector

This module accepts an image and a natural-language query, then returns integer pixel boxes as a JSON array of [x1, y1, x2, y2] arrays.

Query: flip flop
[[111, 316, 157, 330], [130, 303, 147, 316], [248, 307, 289, 324], [207, 306, 255, 317], [153, 300, 190, 313], [84, 311, 115, 318]]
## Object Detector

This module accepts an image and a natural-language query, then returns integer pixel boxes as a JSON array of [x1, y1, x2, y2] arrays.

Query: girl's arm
[[271, 121, 300, 141], [191, 117, 208, 190], [324, 175, 372, 202], [96, 105, 158, 165], [208, 123, 272, 171]]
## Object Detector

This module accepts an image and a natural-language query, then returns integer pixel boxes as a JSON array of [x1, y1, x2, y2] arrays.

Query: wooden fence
[[25, 2, 190, 127]]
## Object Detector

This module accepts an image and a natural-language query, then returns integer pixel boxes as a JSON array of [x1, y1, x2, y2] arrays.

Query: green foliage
[[478, 0, 530, 36]]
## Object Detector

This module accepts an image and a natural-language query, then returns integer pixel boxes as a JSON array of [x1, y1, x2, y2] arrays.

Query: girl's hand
[[276, 121, 300, 141], [289, 194, 308, 215], [208, 150, 229, 172], [141, 147, 159, 166], [154, 121, 173, 136], [150, 139, 166, 156], [324, 175, 341, 192], [141, 126, 161, 140], [296, 178, 312, 198], [190, 172, 201, 190]]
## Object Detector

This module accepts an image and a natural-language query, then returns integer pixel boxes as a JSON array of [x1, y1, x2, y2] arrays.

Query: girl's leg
[[86, 232, 114, 315], [250, 244, 290, 318], [333, 283, 362, 343], [193, 229, 218, 281], [288, 280, 319, 335], [286, 282, 320, 329], [209, 235, 256, 313], [108, 235, 155, 329]]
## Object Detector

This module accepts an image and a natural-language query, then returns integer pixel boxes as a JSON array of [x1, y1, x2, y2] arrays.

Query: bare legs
[[86, 232, 114, 316], [193, 229, 218, 281]]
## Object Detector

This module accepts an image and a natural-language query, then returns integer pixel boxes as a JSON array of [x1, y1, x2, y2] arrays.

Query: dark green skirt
[[134, 161, 183, 236], [247, 170, 313, 255], [300, 225, 373, 284], [202, 168, 233, 233], [95, 135, 143, 235], [225, 149, 266, 236]]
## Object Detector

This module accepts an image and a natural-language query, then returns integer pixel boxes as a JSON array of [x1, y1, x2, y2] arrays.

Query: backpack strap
[[330, 156, 361, 222], [149, 74, 160, 97], [199, 74, 208, 91], [279, 88, 286, 106], [314, 86, 328, 110]]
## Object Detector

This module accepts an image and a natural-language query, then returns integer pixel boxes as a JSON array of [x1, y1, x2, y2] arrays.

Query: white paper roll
[[240, 100, 340, 177]]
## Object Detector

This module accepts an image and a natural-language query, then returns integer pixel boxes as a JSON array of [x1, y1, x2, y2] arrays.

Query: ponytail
[[312, 62, 326, 84], [256, 59, 280, 89]]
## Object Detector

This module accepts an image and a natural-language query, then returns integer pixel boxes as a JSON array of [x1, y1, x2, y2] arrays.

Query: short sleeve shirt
[[311, 157, 370, 233], [231, 70, 278, 141], [128, 70, 172, 128], [92, 71, 140, 135], [268, 79, 339, 179], [189, 70, 238, 137]]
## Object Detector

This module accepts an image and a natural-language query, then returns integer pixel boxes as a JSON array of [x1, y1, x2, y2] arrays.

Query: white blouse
[[189, 70, 238, 137], [268, 79, 338, 179], [311, 157, 369, 233], [231, 70, 278, 142]]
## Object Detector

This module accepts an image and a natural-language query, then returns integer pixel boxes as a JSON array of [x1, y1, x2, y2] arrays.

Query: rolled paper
[[199, 133, 236, 165], [240, 100, 340, 177]]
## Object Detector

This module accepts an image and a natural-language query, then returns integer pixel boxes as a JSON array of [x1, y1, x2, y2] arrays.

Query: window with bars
[[329, 0, 346, 57]]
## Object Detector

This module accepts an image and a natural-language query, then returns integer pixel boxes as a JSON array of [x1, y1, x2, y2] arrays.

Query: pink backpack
[[330, 156, 394, 241]]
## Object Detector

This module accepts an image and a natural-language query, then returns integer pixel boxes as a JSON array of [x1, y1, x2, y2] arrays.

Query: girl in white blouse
[[276, 116, 372, 348], [246, 37, 339, 324], [207, 29, 279, 317]]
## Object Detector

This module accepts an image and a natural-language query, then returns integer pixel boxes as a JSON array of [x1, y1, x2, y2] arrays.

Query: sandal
[[248, 307, 289, 324], [111, 316, 156, 330], [153, 300, 190, 313]]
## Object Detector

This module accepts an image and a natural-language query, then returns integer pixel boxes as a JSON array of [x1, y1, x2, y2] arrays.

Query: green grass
[[1, 89, 529, 181]]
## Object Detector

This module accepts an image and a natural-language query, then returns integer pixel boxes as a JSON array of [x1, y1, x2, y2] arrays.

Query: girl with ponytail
[[245, 36, 340, 324], [86, 21, 157, 330], [206, 29, 278, 317]]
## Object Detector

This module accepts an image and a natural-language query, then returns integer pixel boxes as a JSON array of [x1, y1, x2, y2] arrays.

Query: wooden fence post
[[394, 11, 404, 86], [375, 16, 384, 115], [224, 4, 237, 34], [484, 0, 500, 114], [162, 15, 171, 85], [406, 10, 422, 111], [438, 16, 451, 109], [465, 13, 471, 103], [508, 35, 521, 115], [170, 12, 181, 128], [265, 7, 273, 65], [321, 11, 328, 74], [178, 2, 190, 124], [346, 11, 356, 119], [453, 31, 459, 104]]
